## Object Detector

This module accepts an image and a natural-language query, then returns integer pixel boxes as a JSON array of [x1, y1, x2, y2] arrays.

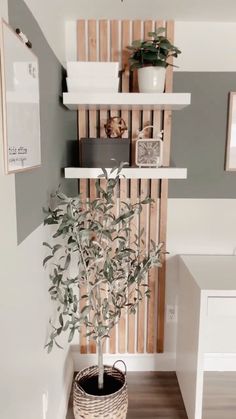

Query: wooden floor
[[67, 371, 236, 419], [202, 372, 236, 419], [66, 372, 188, 419]]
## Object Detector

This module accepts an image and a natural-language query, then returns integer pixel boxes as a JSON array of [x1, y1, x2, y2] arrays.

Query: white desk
[[176, 255, 236, 419]]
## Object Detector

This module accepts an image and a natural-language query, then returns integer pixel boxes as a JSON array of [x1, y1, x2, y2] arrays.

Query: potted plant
[[127, 27, 181, 93], [43, 165, 163, 419]]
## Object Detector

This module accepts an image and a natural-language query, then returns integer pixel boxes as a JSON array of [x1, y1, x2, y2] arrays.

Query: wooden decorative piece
[[104, 117, 127, 138]]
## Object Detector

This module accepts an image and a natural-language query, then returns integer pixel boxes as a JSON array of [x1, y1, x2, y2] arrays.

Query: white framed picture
[[226, 92, 236, 171], [0, 19, 41, 174]]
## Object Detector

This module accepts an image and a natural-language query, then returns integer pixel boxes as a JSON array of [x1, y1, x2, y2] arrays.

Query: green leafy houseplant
[[43, 166, 163, 391], [127, 27, 181, 70]]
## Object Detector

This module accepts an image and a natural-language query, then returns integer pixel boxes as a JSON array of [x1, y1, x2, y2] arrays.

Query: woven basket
[[73, 361, 128, 419]]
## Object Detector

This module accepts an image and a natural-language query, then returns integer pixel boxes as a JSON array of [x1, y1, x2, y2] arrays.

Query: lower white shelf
[[64, 167, 187, 179]]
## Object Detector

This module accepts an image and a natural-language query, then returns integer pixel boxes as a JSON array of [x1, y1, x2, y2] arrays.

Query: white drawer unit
[[176, 255, 236, 419], [207, 296, 236, 317]]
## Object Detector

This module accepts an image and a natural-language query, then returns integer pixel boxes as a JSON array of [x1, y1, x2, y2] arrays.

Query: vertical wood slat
[[77, 20, 87, 199], [128, 179, 138, 353], [87, 20, 98, 354], [98, 21, 110, 354], [147, 179, 159, 353], [108, 20, 120, 354], [110, 20, 120, 124], [142, 20, 153, 131], [77, 20, 88, 354], [146, 20, 164, 354], [99, 20, 108, 139], [137, 179, 148, 353], [128, 20, 142, 353], [118, 179, 128, 353], [99, 20, 108, 195], [109, 190, 117, 354], [157, 21, 174, 353], [117, 20, 130, 354], [132, 20, 142, 93], [138, 21, 153, 353], [121, 20, 130, 139]]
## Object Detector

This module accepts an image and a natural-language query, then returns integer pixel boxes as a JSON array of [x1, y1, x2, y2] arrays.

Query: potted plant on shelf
[[127, 27, 181, 93], [43, 165, 163, 419]]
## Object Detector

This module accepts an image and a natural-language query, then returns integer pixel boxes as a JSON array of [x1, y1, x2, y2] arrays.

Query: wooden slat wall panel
[[76, 19, 174, 355]]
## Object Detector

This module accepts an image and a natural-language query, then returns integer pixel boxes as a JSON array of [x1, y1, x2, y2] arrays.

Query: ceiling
[[25, 0, 236, 21]]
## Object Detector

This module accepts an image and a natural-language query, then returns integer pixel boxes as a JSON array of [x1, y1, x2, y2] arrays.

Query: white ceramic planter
[[138, 66, 166, 93]]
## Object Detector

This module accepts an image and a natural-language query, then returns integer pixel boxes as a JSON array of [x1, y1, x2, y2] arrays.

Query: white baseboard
[[57, 352, 74, 419], [71, 346, 176, 372], [204, 353, 236, 371]]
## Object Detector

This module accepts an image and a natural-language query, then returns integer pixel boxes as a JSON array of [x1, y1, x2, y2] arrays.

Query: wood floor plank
[[67, 371, 236, 419], [202, 372, 236, 419]]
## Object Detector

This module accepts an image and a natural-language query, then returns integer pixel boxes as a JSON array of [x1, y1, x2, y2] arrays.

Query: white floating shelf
[[63, 92, 191, 111], [64, 167, 187, 180]]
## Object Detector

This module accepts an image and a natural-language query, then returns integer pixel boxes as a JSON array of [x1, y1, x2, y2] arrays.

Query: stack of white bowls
[[66, 62, 120, 93]]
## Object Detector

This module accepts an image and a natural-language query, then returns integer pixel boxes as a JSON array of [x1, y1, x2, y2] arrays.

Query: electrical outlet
[[166, 305, 177, 323], [42, 391, 48, 419]]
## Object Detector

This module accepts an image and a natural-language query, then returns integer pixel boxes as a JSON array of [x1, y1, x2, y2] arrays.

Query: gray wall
[[170, 72, 236, 198], [8, 0, 77, 243]]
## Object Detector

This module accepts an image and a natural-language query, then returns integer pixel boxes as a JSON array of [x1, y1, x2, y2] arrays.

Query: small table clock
[[135, 126, 163, 167]]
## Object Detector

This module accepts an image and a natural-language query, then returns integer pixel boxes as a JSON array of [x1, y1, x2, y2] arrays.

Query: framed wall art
[[226, 92, 236, 171], [0, 19, 41, 174]]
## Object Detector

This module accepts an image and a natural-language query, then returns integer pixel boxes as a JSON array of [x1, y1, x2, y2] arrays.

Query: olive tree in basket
[[43, 166, 163, 416]]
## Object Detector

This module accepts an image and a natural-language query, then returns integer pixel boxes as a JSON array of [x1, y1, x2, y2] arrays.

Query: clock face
[[136, 140, 162, 166]]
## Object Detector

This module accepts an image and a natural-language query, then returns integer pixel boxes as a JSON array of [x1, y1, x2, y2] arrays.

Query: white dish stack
[[66, 62, 120, 93]]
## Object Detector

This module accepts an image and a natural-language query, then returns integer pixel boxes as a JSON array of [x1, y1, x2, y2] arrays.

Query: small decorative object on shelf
[[135, 126, 163, 167], [104, 116, 127, 138], [80, 117, 130, 168], [127, 28, 181, 93]]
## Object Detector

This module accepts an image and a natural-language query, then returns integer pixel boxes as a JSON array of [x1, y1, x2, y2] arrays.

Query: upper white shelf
[[64, 167, 187, 180], [63, 92, 191, 111]]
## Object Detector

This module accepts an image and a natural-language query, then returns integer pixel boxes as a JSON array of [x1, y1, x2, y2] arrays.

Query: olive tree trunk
[[98, 338, 104, 390]]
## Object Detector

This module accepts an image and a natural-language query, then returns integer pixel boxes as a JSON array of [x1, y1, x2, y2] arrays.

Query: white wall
[[0, 5, 73, 419], [65, 20, 236, 71]]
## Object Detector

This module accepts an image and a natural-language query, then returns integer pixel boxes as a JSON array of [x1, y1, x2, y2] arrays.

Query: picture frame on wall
[[0, 19, 41, 174], [226, 92, 236, 171]]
